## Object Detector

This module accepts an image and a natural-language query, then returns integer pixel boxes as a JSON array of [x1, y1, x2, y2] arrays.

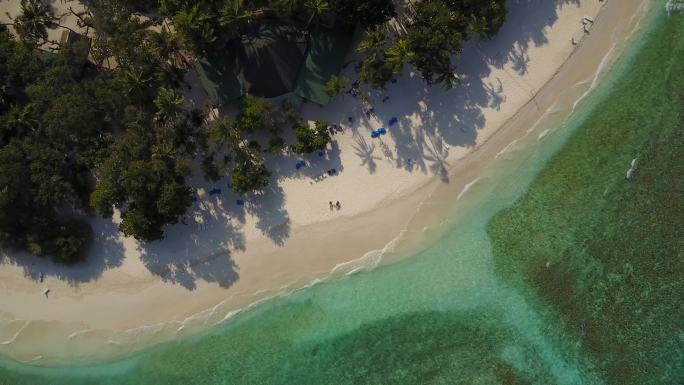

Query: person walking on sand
[[335, 201, 341, 210], [329, 201, 334, 211]]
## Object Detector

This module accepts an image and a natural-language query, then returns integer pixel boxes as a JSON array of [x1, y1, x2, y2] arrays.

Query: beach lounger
[[209, 188, 222, 196], [389, 117, 398, 126], [378, 127, 387, 135], [236, 199, 245, 206], [371, 131, 381, 138]]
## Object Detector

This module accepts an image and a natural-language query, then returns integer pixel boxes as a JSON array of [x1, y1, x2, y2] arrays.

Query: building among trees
[[195, 19, 354, 106]]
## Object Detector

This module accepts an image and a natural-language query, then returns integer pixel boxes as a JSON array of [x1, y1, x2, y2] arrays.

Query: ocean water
[[0, 2, 681, 384]]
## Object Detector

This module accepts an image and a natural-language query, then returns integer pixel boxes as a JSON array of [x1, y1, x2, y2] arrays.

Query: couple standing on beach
[[329, 201, 341, 211]]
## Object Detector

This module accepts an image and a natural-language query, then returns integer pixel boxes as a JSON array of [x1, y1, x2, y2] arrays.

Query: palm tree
[[148, 26, 180, 65], [14, 0, 56, 45], [210, 117, 240, 149], [467, 15, 489, 38], [304, 0, 329, 28], [154, 62, 184, 89], [219, 0, 251, 38], [210, 117, 254, 165], [151, 142, 176, 161], [385, 38, 413, 76], [358, 91, 372, 107], [153, 88, 185, 123], [120, 66, 153, 102], [173, 4, 216, 54], [4, 104, 38, 137], [357, 27, 387, 62], [324, 75, 349, 99], [14, 0, 83, 47], [434, 61, 459, 89]]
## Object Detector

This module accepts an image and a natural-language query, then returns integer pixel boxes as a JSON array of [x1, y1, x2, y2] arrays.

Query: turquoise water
[[0, 3, 680, 384]]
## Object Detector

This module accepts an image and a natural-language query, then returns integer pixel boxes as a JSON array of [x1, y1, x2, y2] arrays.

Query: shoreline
[[0, 0, 651, 366]]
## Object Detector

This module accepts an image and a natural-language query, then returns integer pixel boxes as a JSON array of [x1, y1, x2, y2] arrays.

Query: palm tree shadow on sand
[[135, 192, 246, 291], [303, 0, 585, 183]]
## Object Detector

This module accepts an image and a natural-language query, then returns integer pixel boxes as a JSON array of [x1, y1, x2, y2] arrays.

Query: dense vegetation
[[358, 0, 507, 89], [0, 0, 507, 263], [0, 26, 100, 263], [488, 12, 684, 385]]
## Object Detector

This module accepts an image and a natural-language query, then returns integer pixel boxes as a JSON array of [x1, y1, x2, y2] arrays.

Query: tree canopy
[[0, 29, 101, 262], [0, 0, 200, 259], [0, 0, 509, 264], [292, 120, 330, 154], [90, 121, 194, 242], [357, 0, 507, 89]]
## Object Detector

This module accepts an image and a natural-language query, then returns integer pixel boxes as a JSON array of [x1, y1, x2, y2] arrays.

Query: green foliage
[[352, 0, 507, 89], [280, 99, 299, 124], [0, 30, 132, 262], [0, 139, 92, 263], [385, 38, 413, 77], [91, 122, 194, 242], [13, 0, 57, 46], [268, 136, 285, 155], [236, 94, 279, 133], [0, 2, 204, 261], [291, 120, 330, 154], [172, 4, 219, 55], [219, 0, 251, 39], [202, 115, 272, 193], [445, 0, 507, 39], [324, 74, 348, 99], [406, 0, 464, 88], [160, 0, 247, 56], [208, 116, 236, 147], [0, 28, 44, 87], [304, 0, 330, 27], [358, 27, 393, 89], [147, 27, 181, 65], [201, 152, 222, 182], [154, 87, 185, 123], [231, 162, 271, 195]]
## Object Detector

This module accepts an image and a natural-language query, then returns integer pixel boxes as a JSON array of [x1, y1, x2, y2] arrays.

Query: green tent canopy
[[195, 20, 307, 106], [294, 25, 355, 106], [238, 21, 308, 98], [195, 21, 355, 107], [195, 50, 245, 106]]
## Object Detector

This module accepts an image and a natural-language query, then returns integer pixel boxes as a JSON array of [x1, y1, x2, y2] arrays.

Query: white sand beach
[[0, 0, 652, 364]]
